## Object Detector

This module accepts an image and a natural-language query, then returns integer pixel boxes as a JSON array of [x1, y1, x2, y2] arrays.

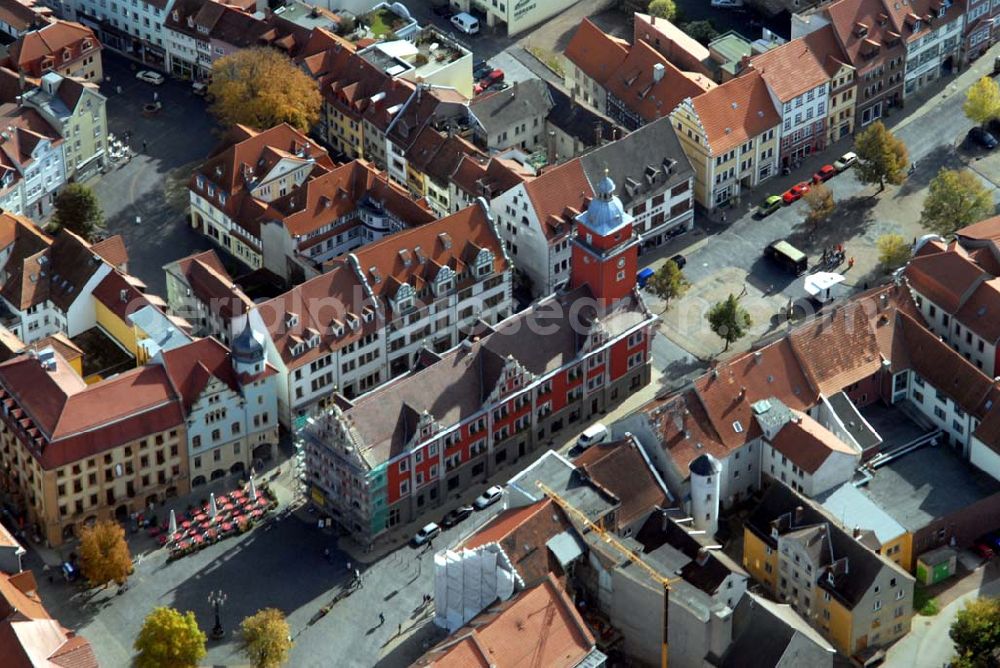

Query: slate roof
[[720, 593, 835, 667], [469, 78, 553, 135], [579, 115, 692, 211], [746, 483, 908, 610], [818, 483, 906, 545]]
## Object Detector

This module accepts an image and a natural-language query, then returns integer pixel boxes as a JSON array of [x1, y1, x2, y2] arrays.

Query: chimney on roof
[[754, 351, 762, 364], [653, 62, 665, 83]]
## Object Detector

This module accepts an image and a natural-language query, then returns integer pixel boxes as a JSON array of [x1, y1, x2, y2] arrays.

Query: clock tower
[[569, 171, 640, 304]]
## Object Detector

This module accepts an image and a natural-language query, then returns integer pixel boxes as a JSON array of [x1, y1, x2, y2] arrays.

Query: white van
[[451, 12, 479, 35], [576, 423, 609, 450]]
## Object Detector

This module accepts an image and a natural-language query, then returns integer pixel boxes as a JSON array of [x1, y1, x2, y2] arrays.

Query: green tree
[[647, 0, 677, 20], [707, 294, 752, 352], [802, 183, 835, 231], [241, 608, 293, 668], [51, 183, 104, 241], [876, 233, 912, 270], [134, 607, 207, 668], [209, 47, 322, 132], [854, 120, 909, 191], [682, 20, 717, 45], [78, 519, 132, 588], [964, 76, 1000, 126], [646, 259, 689, 312], [920, 168, 994, 237], [950, 597, 1000, 668]]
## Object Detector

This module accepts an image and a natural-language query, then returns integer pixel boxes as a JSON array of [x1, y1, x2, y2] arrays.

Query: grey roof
[[547, 529, 585, 567], [827, 392, 881, 451], [746, 483, 909, 610], [231, 319, 264, 364], [508, 450, 618, 524], [719, 593, 835, 668], [544, 82, 621, 149], [579, 114, 694, 211], [856, 444, 1000, 532], [818, 483, 906, 545], [469, 78, 553, 134]]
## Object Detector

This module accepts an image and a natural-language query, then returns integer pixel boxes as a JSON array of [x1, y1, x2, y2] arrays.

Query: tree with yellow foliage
[[78, 519, 133, 588], [964, 76, 1000, 126], [209, 48, 322, 133]]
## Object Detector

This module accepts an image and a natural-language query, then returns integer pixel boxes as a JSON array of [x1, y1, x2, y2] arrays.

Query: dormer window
[[196, 175, 204, 189], [330, 320, 344, 338], [82, 39, 92, 50], [362, 306, 375, 323], [475, 248, 493, 278], [207, 184, 215, 197], [937, 5, 945, 17], [219, 191, 227, 205], [285, 312, 298, 328], [172, 9, 178, 20], [62, 49, 71, 62]]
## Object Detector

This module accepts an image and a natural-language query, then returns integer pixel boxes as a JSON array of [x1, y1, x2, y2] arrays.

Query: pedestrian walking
[[398, 623, 402, 635], [116, 85, 122, 95], [721, 211, 727, 223], [378, 612, 385, 626], [346, 561, 351, 572], [142, 140, 147, 152]]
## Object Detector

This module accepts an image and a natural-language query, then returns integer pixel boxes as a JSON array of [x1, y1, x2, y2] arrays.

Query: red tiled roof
[[463, 499, 572, 585], [413, 573, 595, 668], [750, 26, 846, 102], [954, 277, 1000, 343], [8, 20, 99, 77], [273, 159, 433, 238], [824, 0, 906, 70], [89, 235, 128, 269], [0, 570, 96, 668], [689, 70, 781, 154], [694, 338, 817, 449], [604, 40, 713, 124], [895, 310, 996, 417], [564, 18, 628, 89], [769, 410, 858, 474], [905, 245, 987, 312], [789, 301, 883, 396], [958, 215, 1000, 244], [522, 159, 592, 241], [0, 354, 183, 469]]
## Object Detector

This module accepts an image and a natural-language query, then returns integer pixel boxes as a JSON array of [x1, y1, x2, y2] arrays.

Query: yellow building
[[744, 484, 915, 658], [819, 482, 914, 572], [0, 351, 187, 547], [827, 63, 857, 144], [671, 70, 780, 212]]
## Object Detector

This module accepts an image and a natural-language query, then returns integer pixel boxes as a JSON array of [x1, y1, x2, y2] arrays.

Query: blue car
[[637, 268, 654, 288]]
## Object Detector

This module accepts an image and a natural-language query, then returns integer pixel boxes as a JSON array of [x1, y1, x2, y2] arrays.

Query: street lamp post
[[208, 590, 226, 640]]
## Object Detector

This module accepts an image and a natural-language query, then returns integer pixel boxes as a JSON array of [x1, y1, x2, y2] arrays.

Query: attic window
[[82, 39, 92, 50], [732, 420, 743, 433], [196, 175, 204, 190], [219, 192, 227, 205], [285, 312, 298, 328], [369, 267, 381, 284], [362, 306, 375, 322], [62, 49, 71, 62], [854, 22, 868, 37]]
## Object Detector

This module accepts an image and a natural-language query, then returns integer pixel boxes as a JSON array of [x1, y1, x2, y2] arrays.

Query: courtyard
[[88, 53, 225, 295]]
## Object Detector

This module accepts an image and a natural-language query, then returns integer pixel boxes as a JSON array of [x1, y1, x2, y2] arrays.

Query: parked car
[[670, 253, 686, 270], [412, 522, 441, 546], [832, 151, 857, 172], [636, 267, 654, 288], [474, 69, 504, 95], [441, 504, 474, 528], [136, 70, 165, 85], [968, 126, 999, 149], [473, 485, 503, 510], [450, 11, 479, 35], [473, 59, 491, 80], [576, 422, 610, 450], [756, 195, 783, 217], [812, 165, 837, 183], [192, 81, 209, 96], [782, 181, 811, 204], [973, 537, 995, 560]]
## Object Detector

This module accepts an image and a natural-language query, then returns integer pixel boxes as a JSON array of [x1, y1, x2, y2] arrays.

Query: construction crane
[[536, 481, 679, 668]]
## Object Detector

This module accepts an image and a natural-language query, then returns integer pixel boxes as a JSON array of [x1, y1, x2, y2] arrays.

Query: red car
[[812, 165, 836, 183], [974, 538, 996, 560], [474, 68, 505, 95], [782, 181, 811, 204]]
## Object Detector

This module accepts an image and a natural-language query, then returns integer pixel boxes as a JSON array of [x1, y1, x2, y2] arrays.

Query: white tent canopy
[[804, 272, 845, 302]]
